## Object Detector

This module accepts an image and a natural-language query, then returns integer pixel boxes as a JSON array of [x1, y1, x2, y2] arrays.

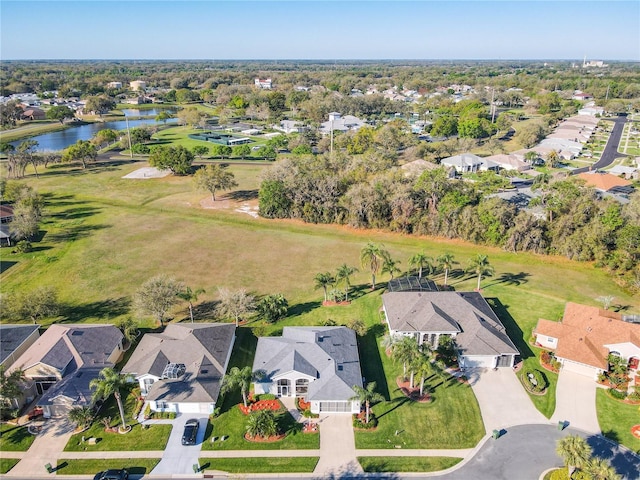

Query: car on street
[[181, 418, 199, 445], [94, 469, 128, 480]]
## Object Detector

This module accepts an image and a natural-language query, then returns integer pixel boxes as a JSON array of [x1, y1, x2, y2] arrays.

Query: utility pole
[[490, 87, 496, 124], [330, 120, 334, 155], [125, 116, 133, 159]]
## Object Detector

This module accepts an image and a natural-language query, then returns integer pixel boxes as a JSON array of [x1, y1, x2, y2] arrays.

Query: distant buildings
[[318, 112, 366, 134], [255, 78, 272, 89], [107, 81, 122, 89], [130, 80, 147, 91]]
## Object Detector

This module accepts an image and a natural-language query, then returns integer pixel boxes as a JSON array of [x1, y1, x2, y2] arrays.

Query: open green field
[[199, 457, 319, 473], [0, 423, 36, 451], [0, 458, 20, 474], [596, 389, 640, 453], [55, 458, 160, 475], [358, 456, 462, 473], [0, 121, 70, 143], [152, 124, 269, 155]]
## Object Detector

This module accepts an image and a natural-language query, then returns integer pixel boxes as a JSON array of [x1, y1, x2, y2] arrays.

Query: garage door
[[176, 403, 200, 413], [460, 355, 495, 369], [561, 360, 597, 378], [318, 401, 351, 413]]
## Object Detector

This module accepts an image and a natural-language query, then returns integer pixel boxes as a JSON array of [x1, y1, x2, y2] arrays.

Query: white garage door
[[176, 403, 201, 414], [561, 360, 597, 378], [460, 355, 495, 369], [318, 401, 352, 413]]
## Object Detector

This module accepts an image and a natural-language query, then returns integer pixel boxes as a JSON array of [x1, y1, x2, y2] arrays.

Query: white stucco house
[[252, 326, 363, 414], [382, 291, 519, 369], [122, 323, 235, 415], [440, 153, 484, 173], [534, 302, 640, 379]]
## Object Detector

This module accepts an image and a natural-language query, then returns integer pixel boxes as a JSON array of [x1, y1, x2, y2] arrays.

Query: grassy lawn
[[358, 456, 462, 473], [0, 423, 36, 451], [202, 406, 319, 451], [0, 458, 20, 474], [355, 325, 485, 449], [64, 386, 171, 451], [198, 457, 318, 473], [56, 458, 159, 475], [0, 120, 69, 143], [596, 389, 640, 453]]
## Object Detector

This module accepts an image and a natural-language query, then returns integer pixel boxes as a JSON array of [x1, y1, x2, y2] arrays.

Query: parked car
[[94, 469, 128, 480], [181, 418, 199, 445]]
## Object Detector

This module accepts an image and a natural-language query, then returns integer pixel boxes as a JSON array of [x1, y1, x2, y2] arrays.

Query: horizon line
[[3, 57, 639, 62]]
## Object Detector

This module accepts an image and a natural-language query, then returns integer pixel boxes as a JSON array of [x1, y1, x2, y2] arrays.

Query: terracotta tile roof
[[577, 172, 632, 192], [534, 302, 640, 369]]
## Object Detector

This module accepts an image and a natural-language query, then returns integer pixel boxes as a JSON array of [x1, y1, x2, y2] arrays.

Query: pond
[[120, 107, 177, 117], [10, 117, 177, 152]]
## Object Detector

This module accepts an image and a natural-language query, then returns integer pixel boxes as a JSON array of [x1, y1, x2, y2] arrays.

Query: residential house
[[577, 172, 633, 195], [107, 81, 122, 89], [274, 120, 307, 134], [0, 325, 40, 370], [572, 91, 594, 101], [20, 107, 46, 121], [253, 326, 363, 414], [533, 302, 640, 379], [0, 205, 13, 246], [441, 153, 483, 173], [130, 80, 147, 91], [122, 323, 235, 415], [255, 78, 272, 89], [10, 325, 124, 417], [607, 165, 638, 180], [483, 153, 530, 172], [318, 112, 366, 134], [382, 291, 519, 369]]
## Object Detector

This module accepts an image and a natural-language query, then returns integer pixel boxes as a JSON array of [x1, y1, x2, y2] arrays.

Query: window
[[295, 379, 309, 395], [156, 401, 168, 410]]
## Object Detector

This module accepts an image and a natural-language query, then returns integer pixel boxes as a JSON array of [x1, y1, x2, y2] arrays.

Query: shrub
[[549, 468, 569, 480], [608, 388, 627, 400], [132, 398, 144, 419], [353, 412, 377, 429], [143, 403, 152, 419], [15, 240, 32, 253], [256, 393, 276, 401], [522, 368, 548, 393], [627, 391, 640, 402]]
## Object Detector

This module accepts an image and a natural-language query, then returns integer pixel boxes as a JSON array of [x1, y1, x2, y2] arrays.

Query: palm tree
[[246, 409, 277, 439], [584, 457, 621, 480], [408, 252, 433, 279], [314, 272, 335, 303], [68, 406, 94, 430], [335, 264, 358, 302], [350, 382, 384, 424], [221, 366, 265, 408], [391, 336, 420, 380], [177, 286, 206, 323], [414, 356, 434, 396], [0, 366, 26, 408], [381, 256, 401, 280], [437, 253, 458, 287], [360, 242, 388, 290], [431, 359, 449, 388], [90, 367, 134, 432], [467, 254, 495, 291], [556, 435, 592, 478], [380, 334, 397, 355], [545, 149, 561, 168]]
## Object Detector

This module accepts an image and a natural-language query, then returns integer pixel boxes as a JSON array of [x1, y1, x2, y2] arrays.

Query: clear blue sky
[[1, 1, 639, 60]]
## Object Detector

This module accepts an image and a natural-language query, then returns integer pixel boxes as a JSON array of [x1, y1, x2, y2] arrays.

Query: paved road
[[572, 115, 628, 174]]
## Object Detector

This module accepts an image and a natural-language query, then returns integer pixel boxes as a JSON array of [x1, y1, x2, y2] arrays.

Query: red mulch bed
[[297, 398, 311, 411], [539, 361, 560, 374], [396, 377, 432, 403], [632, 425, 640, 439], [244, 432, 285, 442], [238, 399, 282, 415]]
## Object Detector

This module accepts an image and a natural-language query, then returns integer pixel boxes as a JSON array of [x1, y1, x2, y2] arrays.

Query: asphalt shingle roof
[[0, 324, 39, 366]]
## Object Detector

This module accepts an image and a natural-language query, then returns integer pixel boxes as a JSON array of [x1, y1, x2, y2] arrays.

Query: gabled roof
[[577, 172, 632, 192], [122, 322, 235, 404], [382, 291, 519, 357], [252, 326, 363, 402], [535, 302, 640, 369], [441, 153, 483, 167], [0, 324, 39, 367]]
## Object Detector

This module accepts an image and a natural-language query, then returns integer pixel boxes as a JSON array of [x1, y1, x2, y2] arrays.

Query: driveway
[[466, 368, 547, 433], [312, 414, 362, 478], [551, 369, 600, 434], [151, 415, 208, 475]]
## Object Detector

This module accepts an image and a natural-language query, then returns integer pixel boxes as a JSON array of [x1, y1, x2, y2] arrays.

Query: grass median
[[358, 456, 462, 473], [198, 457, 318, 473], [55, 458, 160, 475]]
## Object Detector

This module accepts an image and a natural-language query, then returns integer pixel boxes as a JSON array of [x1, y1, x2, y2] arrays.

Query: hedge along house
[[9, 325, 124, 418], [122, 323, 235, 415], [252, 326, 363, 414], [382, 291, 519, 369], [534, 302, 640, 379]]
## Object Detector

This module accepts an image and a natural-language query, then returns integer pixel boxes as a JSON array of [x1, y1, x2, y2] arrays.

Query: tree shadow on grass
[[191, 300, 221, 321], [49, 206, 102, 221], [61, 297, 131, 323], [0, 260, 18, 274], [226, 190, 258, 201], [375, 396, 411, 420], [486, 297, 533, 360], [484, 272, 531, 288], [46, 223, 109, 242], [287, 301, 322, 318], [359, 324, 390, 401]]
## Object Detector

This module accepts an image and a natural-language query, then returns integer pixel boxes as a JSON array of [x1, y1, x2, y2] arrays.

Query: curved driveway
[[572, 115, 628, 174]]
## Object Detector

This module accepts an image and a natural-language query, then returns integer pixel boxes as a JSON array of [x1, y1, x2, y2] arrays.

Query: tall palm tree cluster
[[314, 263, 359, 303]]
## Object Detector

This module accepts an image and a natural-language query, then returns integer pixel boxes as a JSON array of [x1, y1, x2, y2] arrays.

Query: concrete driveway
[[466, 368, 547, 433], [151, 414, 208, 475], [551, 369, 600, 434], [313, 414, 362, 477]]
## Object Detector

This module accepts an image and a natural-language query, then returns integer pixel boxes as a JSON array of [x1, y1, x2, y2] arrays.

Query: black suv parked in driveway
[[181, 418, 199, 445], [95, 469, 128, 480]]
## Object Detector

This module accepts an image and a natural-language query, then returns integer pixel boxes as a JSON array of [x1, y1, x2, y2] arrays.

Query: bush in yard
[[608, 388, 626, 400], [353, 411, 377, 429], [143, 403, 152, 419], [522, 368, 547, 393], [256, 393, 276, 401]]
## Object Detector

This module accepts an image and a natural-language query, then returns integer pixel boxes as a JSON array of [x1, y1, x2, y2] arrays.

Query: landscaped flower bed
[[238, 400, 283, 416], [520, 368, 548, 395], [540, 351, 560, 373]]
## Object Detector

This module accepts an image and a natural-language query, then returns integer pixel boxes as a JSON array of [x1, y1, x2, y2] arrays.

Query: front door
[[277, 379, 290, 396]]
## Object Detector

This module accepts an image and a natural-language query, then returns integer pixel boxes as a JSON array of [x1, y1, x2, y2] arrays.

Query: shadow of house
[[486, 297, 533, 360]]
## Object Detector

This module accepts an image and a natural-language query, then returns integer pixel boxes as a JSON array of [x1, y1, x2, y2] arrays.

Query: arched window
[[296, 379, 309, 395]]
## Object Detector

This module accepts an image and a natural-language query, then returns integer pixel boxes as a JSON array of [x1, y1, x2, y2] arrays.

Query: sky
[[1, 1, 639, 61]]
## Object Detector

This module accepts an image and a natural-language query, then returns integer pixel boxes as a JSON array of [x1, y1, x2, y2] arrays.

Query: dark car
[[182, 418, 199, 445], [95, 469, 128, 480]]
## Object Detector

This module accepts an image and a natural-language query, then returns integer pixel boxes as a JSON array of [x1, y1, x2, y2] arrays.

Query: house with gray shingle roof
[[9, 324, 124, 417], [122, 322, 235, 415], [382, 291, 519, 369], [252, 326, 363, 414], [0, 324, 40, 368]]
